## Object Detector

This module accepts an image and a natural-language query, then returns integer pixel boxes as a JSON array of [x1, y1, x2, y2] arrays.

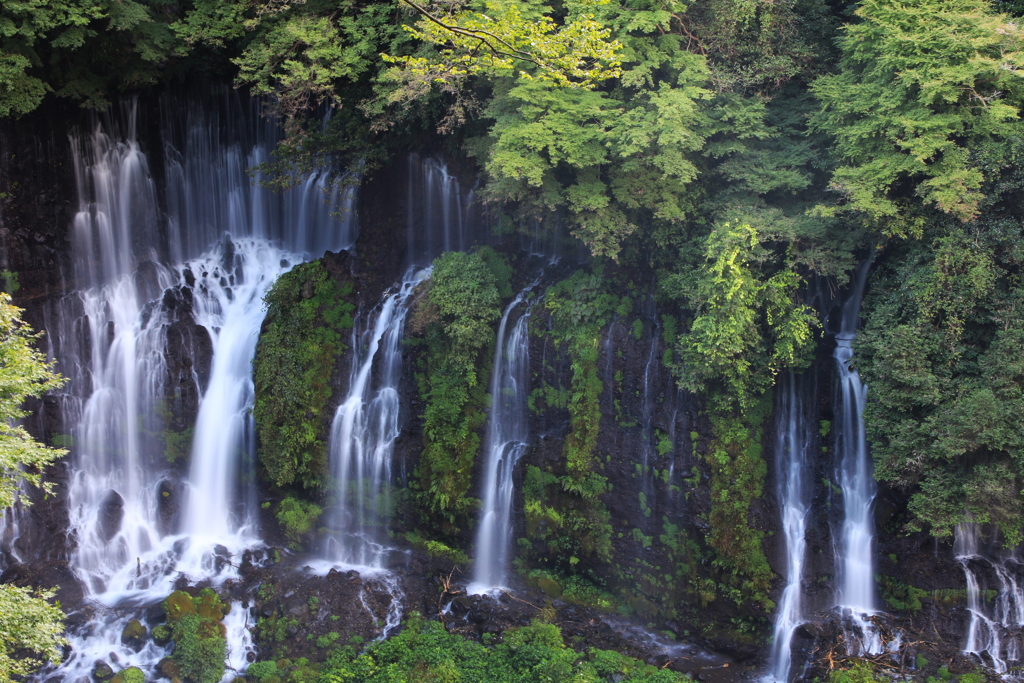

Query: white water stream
[[956, 524, 1024, 673], [320, 269, 428, 571], [469, 288, 536, 595], [45, 96, 355, 682], [767, 372, 813, 682], [833, 262, 881, 655]]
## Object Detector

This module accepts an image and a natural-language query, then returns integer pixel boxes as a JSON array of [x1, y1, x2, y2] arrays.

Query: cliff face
[[0, 92, 1006, 681]]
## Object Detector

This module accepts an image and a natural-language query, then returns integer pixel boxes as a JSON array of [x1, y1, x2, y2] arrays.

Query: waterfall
[[48, 95, 354, 681], [180, 242, 291, 543], [955, 524, 1024, 673], [638, 298, 661, 504], [320, 269, 428, 570], [768, 372, 813, 682], [406, 156, 482, 263], [318, 154, 482, 571], [161, 93, 357, 263], [468, 287, 536, 595], [833, 261, 881, 654]]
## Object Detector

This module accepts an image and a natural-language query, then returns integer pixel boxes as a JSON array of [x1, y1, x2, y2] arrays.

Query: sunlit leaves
[[0, 294, 66, 510], [0, 584, 66, 680], [385, 0, 622, 90]]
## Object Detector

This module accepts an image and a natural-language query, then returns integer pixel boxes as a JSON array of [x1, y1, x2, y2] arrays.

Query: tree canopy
[[0, 293, 67, 678]]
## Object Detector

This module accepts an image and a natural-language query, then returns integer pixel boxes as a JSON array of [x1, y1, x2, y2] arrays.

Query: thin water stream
[[767, 372, 814, 682], [469, 286, 537, 595], [832, 262, 881, 655]]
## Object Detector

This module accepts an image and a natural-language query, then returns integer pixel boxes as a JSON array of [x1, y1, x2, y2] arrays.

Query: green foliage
[[828, 662, 881, 683], [253, 261, 354, 489], [164, 426, 194, 464], [111, 667, 144, 683], [704, 403, 774, 607], [672, 223, 818, 417], [0, 271, 19, 294], [246, 660, 280, 683], [0, 584, 66, 680], [413, 250, 503, 523], [0, 294, 67, 509], [0, 0, 187, 117], [383, 0, 621, 90], [810, 0, 1024, 225], [277, 497, 323, 547], [877, 574, 929, 613], [316, 632, 340, 649], [856, 198, 1024, 542], [318, 612, 689, 683], [405, 531, 471, 564], [162, 589, 228, 683]]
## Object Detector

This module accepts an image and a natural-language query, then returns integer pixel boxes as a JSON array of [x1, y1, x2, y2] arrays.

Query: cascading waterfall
[[57, 240, 287, 681], [955, 524, 1024, 673], [49, 96, 358, 681], [768, 372, 814, 682], [407, 155, 482, 263], [468, 287, 536, 595], [321, 269, 428, 570], [180, 242, 292, 545], [315, 155, 481, 634], [833, 261, 881, 655], [161, 93, 357, 263]]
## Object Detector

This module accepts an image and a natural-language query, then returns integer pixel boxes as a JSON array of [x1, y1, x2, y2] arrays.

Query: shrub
[[161, 589, 228, 683], [253, 260, 354, 489], [277, 497, 323, 546], [245, 660, 279, 682], [413, 250, 502, 523]]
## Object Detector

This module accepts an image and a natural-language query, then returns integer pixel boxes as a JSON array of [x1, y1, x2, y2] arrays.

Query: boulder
[[92, 661, 114, 682], [120, 619, 147, 650], [110, 666, 145, 683], [96, 490, 124, 542]]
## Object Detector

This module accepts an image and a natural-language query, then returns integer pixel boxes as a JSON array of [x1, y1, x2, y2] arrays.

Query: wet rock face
[[0, 101, 79, 311], [162, 283, 213, 436], [97, 489, 125, 543], [120, 618, 148, 651]]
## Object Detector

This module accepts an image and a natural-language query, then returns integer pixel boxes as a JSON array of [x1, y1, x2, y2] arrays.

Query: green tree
[[811, 0, 1024, 227], [0, 0, 184, 116], [0, 293, 68, 678]]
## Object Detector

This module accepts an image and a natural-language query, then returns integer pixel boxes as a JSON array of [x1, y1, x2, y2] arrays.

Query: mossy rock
[[194, 587, 227, 621], [537, 578, 563, 599], [92, 661, 114, 682], [158, 657, 182, 683], [120, 619, 148, 648], [164, 590, 197, 622], [110, 666, 145, 683], [152, 624, 172, 645]]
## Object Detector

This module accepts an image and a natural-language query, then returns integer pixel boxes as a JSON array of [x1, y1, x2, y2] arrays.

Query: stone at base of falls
[[152, 624, 172, 645], [120, 619, 148, 650], [92, 661, 114, 682], [97, 490, 125, 542], [110, 666, 145, 683], [158, 657, 182, 683]]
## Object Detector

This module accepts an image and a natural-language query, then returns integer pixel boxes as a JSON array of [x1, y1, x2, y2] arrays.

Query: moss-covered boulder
[[120, 619, 148, 650], [152, 624, 172, 645], [158, 588, 229, 683], [253, 259, 354, 490], [158, 656, 182, 683], [110, 666, 144, 683], [163, 590, 197, 621], [92, 661, 114, 682]]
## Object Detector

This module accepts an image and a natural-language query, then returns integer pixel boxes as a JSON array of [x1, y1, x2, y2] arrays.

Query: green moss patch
[[253, 260, 354, 489]]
